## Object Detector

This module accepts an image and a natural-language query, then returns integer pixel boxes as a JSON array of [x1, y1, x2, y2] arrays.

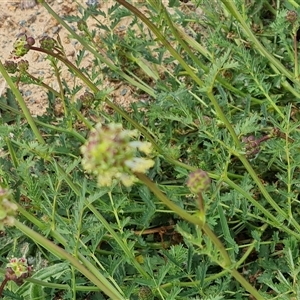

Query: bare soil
[[0, 0, 147, 116]]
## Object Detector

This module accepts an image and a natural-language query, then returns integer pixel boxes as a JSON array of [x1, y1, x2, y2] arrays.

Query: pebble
[[52, 26, 61, 34], [120, 89, 127, 96], [24, 90, 32, 97], [86, 0, 99, 6], [8, 5, 16, 12], [19, 20, 26, 26], [32, 52, 39, 62]]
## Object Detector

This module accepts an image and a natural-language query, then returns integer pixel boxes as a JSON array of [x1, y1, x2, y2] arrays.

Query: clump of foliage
[[1, 0, 300, 299]]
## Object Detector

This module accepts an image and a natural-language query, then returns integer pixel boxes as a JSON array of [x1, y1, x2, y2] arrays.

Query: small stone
[[21, 0, 37, 10], [24, 90, 32, 97], [52, 26, 60, 34], [86, 0, 99, 6], [120, 89, 128, 96], [19, 20, 26, 26], [8, 6, 17, 12]]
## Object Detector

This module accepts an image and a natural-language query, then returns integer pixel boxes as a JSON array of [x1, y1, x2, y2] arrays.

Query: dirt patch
[[0, 0, 149, 116]]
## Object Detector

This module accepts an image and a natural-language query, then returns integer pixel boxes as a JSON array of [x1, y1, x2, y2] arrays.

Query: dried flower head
[[0, 187, 17, 231], [138, 286, 154, 300], [286, 10, 298, 23], [242, 135, 259, 157], [4, 61, 18, 74], [81, 123, 154, 187], [80, 91, 95, 104], [187, 170, 211, 195]]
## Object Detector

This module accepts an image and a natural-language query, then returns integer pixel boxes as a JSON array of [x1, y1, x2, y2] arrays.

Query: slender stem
[[0, 101, 85, 143], [13, 219, 125, 300], [206, 90, 241, 147], [231, 269, 264, 299], [164, 10, 265, 105], [220, 0, 298, 86], [238, 154, 300, 234], [0, 60, 44, 144], [51, 59, 68, 117], [0, 278, 8, 298], [136, 173, 263, 298], [223, 176, 300, 239], [38, 1, 155, 97], [287, 0, 299, 8], [294, 33, 299, 78], [25, 71, 60, 97], [136, 173, 231, 263]]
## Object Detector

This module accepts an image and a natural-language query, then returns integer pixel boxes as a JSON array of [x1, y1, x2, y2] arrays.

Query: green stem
[[25, 71, 60, 97], [164, 10, 265, 105], [5, 137, 19, 168], [115, 0, 241, 150], [160, 224, 268, 290], [294, 33, 299, 78], [136, 173, 230, 265], [287, 0, 299, 8], [237, 155, 300, 234], [231, 269, 264, 299], [13, 219, 125, 300], [136, 173, 262, 298], [16, 195, 121, 292], [51, 59, 68, 118], [38, 1, 155, 98], [220, 0, 298, 86], [223, 176, 300, 239], [86, 203, 150, 279], [0, 60, 44, 144], [0, 101, 86, 143]]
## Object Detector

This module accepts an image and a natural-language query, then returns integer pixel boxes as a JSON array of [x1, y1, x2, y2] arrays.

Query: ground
[[0, 0, 145, 116]]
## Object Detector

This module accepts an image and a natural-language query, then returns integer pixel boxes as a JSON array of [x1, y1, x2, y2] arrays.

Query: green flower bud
[[26, 36, 35, 46], [17, 59, 29, 73], [39, 36, 56, 51], [187, 170, 211, 194], [81, 123, 154, 187], [77, 20, 88, 32]]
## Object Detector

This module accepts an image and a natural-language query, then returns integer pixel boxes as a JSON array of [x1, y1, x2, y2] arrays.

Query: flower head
[[6, 257, 32, 284], [39, 36, 56, 51], [17, 59, 29, 73], [81, 123, 154, 187], [286, 10, 298, 23], [13, 34, 33, 57], [187, 170, 211, 195]]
